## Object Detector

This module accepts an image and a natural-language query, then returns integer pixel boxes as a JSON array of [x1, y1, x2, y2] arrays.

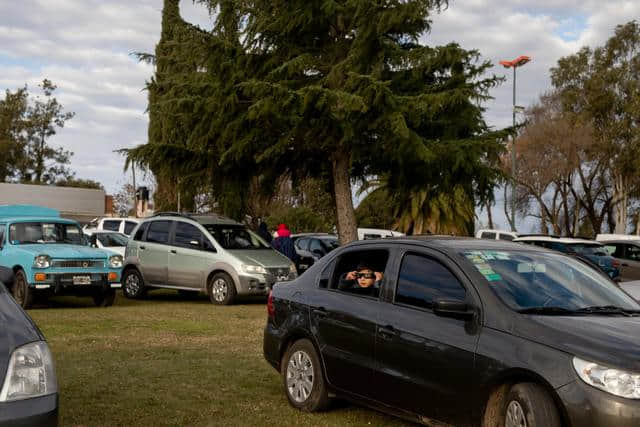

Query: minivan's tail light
[[267, 290, 275, 318]]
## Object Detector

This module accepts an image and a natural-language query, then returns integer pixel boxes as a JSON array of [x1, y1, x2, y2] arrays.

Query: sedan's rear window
[[460, 250, 639, 312]]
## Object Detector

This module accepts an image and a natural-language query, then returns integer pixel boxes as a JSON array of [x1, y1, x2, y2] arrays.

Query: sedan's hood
[[0, 284, 42, 383], [514, 315, 640, 372], [228, 249, 291, 267], [16, 244, 109, 259]]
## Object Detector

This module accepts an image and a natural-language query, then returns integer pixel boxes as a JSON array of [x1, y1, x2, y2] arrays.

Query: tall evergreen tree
[[127, 0, 506, 241]]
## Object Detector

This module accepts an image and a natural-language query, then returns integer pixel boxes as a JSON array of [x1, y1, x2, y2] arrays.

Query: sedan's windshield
[[96, 233, 129, 247], [568, 244, 609, 256], [204, 225, 270, 250], [10, 222, 85, 245], [460, 250, 640, 312]]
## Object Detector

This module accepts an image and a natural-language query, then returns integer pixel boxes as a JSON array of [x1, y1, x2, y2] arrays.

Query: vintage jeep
[[0, 205, 123, 308]]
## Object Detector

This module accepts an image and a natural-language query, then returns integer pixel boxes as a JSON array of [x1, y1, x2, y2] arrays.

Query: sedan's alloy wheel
[[286, 350, 314, 403], [506, 400, 527, 427], [212, 278, 227, 302]]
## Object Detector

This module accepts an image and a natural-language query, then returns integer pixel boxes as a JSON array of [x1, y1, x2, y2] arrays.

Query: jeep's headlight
[[108, 255, 123, 269], [573, 357, 640, 399], [242, 264, 267, 275], [288, 263, 298, 279], [0, 341, 57, 402], [33, 255, 51, 269]]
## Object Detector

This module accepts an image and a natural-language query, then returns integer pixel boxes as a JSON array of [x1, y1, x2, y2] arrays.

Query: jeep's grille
[[51, 260, 105, 268]]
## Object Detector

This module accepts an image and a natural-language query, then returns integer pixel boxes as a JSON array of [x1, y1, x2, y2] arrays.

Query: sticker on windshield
[[463, 251, 505, 282], [485, 273, 502, 281]]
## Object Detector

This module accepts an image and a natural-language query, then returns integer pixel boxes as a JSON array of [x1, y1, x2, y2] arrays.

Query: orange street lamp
[[500, 55, 531, 232]]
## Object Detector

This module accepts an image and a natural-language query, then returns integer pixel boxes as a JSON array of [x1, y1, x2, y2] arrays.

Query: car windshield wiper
[[575, 305, 640, 316], [516, 306, 584, 315]]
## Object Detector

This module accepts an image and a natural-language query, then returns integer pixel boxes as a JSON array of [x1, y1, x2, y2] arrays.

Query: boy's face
[[356, 268, 376, 288]]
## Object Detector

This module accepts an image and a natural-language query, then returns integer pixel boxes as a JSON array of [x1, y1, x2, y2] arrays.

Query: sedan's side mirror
[[433, 299, 475, 320]]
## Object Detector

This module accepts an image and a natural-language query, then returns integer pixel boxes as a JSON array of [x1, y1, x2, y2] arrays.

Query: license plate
[[73, 276, 91, 285]]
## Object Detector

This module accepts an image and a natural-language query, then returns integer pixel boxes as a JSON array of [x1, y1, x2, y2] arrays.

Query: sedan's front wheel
[[281, 339, 329, 412], [504, 383, 560, 427]]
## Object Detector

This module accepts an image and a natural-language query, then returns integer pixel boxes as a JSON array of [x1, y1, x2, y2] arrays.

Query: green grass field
[[28, 291, 411, 426]]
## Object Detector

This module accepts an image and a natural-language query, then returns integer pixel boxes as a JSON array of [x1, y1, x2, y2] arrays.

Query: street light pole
[[499, 55, 531, 232]]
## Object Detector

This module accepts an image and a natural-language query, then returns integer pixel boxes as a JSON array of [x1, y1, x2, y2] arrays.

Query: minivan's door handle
[[139, 245, 146, 250], [312, 307, 328, 318], [378, 325, 397, 341], [170, 249, 177, 254]]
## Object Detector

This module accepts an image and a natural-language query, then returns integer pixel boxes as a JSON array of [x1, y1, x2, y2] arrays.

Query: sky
[[1, 0, 639, 231]]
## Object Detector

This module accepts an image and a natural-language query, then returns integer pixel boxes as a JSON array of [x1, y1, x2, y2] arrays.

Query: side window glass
[[395, 254, 466, 310], [134, 222, 149, 241], [626, 245, 640, 261], [603, 245, 616, 256], [318, 258, 336, 289], [103, 220, 121, 232], [330, 250, 389, 298], [173, 222, 203, 248], [309, 239, 324, 254], [0, 226, 4, 247], [481, 232, 496, 239], [146, 221, 171, 244], [124, 221, 137, 235], [295, 238, 309, 251], [499, 234, 514, 241]]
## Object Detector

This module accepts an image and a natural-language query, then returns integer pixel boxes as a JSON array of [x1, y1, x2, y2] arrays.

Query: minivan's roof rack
[[152, 212, 193, 219]]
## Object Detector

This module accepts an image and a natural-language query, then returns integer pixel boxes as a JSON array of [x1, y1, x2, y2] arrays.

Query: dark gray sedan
[[0, 267, 58, 426], [265, 237, 640, 426]]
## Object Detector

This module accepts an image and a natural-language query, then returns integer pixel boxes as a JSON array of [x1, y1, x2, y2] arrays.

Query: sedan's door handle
[[622, 263, 629, 267], [139, 245, 146, 250], [170, 249, 177, 254], [312, 307, 328, 318], [378, 325, 397, 341]]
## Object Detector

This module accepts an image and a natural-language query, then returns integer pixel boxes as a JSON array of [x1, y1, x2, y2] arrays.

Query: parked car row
[[265, 236, 640, 426]]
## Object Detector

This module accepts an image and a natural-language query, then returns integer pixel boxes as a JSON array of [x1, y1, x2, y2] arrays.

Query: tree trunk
[[613, 174, 628, 234], [485, 200, 494, 229], [503, 185, 514, 231], [331, 149, 358, 244]]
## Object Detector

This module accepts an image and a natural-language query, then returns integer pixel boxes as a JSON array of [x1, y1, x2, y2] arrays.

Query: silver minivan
[[121, 213, 296, 305]]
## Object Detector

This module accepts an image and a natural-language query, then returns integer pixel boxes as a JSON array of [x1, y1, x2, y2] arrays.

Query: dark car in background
[[601, 240, 640, 281], [292, 233, 340, 274], [0, 270, 58, 426], [514, 236, 621, 280], [264, 237, 640, 426]]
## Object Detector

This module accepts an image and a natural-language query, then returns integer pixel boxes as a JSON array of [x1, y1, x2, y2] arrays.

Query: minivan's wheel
[[12, 270, 33, 309], [207, 272, 237, 305], [122, 269, 146, 299], [281, 339, 329, 412], [94, 288, 116, 307], [504, 383, 560, 427]]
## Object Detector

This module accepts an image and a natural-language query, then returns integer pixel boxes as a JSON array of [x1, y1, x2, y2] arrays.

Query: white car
[[83, 217, 140, 236], [596, 233, 640, 242], [475, 229, 519, 241], [357, 227, 404, 240], [84, 230, 129, 257]]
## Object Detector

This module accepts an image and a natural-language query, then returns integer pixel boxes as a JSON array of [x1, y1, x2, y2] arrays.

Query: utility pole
[[131, 162, 137, 217], [499, 55, 531, 232]]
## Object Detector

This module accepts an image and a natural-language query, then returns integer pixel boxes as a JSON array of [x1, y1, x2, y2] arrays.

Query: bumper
[[557, 380, 640, 426], [29, 272, 121, 295], [0, 393, 58, 427], [237, 274, 274, 296], [263, 323, 283, 372]]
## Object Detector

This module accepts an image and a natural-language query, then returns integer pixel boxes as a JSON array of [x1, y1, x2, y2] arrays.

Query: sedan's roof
[[349, 235, 547, 252]]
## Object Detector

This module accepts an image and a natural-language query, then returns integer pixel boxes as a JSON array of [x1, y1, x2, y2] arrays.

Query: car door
[[168, 221, 215, 289], [307, 249, 389, 399], [139, 220, 172, 285], [374, 248, 481, 425]]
